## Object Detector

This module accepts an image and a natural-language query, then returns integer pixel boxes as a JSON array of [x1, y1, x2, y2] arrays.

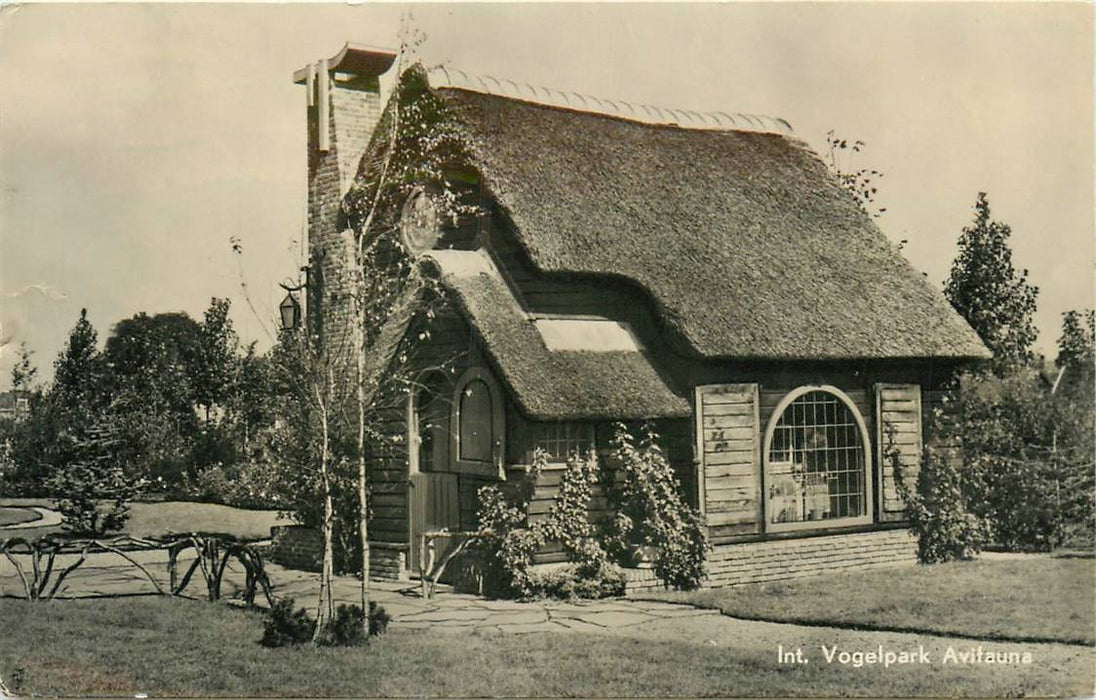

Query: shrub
[[473, 449, 625, 599], [887, 424, 990, 564], [261, 597, 389, 647], [542, 451, 611, 573], [260, 598, 315, 647], [974, 453, 1061, 551], [316, 602, 390, 647], [47, 422, 136, 536], [527, 561, 626, 600], [606, 423, 708, 590], [945, 369, 1094, 551], [187, 459, 290, 511], [473, 486, 545, 598]]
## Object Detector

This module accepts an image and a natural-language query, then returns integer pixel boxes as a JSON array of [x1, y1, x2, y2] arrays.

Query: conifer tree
[[52, 308, 103, 414], [1056, 309, 1095, 372], [944, 193, 1039, 374]]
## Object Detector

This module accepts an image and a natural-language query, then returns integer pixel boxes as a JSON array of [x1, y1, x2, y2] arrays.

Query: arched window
[[459, 379, 493, 462], [763, 386, 873, 531], [451, 368, 505, 477]]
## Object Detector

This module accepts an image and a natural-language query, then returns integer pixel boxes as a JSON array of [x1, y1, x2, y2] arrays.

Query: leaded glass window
[[766, 389, 870, 527]]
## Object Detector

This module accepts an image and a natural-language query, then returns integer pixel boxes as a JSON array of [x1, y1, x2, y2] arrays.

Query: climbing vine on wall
[[605, 423, 708, 590]]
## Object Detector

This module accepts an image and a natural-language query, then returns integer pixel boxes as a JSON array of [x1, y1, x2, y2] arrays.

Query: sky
[[1, 2, 1092, 387]]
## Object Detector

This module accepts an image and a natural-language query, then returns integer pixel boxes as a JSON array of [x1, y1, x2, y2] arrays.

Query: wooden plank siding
[[874, 384, 922, 521], [695, 384, 763, 539], [365, 302, 476, 546]]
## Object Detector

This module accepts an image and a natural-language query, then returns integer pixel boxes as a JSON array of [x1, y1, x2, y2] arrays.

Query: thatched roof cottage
[[283, 44, 989, 589]]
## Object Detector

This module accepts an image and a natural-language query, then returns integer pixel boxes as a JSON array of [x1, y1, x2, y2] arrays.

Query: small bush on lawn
[[261, 597, 388, 647], [261, 598, 314, 647], [48, 421, 137, 536], [187, 460, 289, 511], [315, 602, 391, 647]]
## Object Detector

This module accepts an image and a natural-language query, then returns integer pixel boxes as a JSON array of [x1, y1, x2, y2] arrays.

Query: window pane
[[416, 389, 438, 472], [767, 390, 866, 524], [534, 421, 595, 461], [459, 379, 493, 462]]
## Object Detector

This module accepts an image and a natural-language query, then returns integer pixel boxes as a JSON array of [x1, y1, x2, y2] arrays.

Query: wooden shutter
[[695, 384, 763, 538], [875, 384, 923, 521]]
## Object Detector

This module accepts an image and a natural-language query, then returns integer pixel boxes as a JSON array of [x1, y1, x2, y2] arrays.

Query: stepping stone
[[477, 611, 548, 626], [399, 609, 493, 623], [552, 618, 610, 633]]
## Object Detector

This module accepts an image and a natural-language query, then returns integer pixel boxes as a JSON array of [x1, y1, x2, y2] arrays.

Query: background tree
[[193, 297, 240, 421], [229, 342, 275, 457], [45, 310, 108, 483], [0, 343, 40, 494], [1051, 309, 1095, 546], [944, 192, 1039, 374], [1055, 309, 1094, 374], [103, 311, 203, 486], [32, 310, 136, 531], [10, 342, 38, 395], [52, 309, 105, 418]]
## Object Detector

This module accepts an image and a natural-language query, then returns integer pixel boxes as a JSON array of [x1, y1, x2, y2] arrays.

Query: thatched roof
[[427, 87, 990, 361], [422, 250, 690, 420]]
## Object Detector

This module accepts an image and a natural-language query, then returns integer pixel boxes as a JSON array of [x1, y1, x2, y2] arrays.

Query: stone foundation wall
[[622, 528, 916, 594], [267, 526, 409, 581], [704, 528, 916, 588], [268, 525, 323, 572], [370, 544, 409, 581]]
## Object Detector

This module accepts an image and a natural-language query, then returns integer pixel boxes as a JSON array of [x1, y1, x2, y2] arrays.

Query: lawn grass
[[0, 507, 41, 527], [0, 597, 1091, 697], [651, 555, 1095, 645], [0, 498, 290, 541]]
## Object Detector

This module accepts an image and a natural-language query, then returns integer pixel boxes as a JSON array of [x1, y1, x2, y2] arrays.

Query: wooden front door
[[407, 471, 461, 575], [407, 376, 460, 576]]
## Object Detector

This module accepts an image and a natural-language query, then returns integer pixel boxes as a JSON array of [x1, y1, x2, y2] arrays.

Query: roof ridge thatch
[[424, 87, 990, 362], [426, 66, 793, 135]]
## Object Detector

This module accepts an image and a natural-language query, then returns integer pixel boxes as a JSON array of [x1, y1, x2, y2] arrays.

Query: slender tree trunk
[[356, 305, 371, 636], [353, 30, 411, 637], [313, 377, 335, 642]]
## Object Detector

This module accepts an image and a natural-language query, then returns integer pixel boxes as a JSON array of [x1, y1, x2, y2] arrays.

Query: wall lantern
[[279, 292, 302, 331]]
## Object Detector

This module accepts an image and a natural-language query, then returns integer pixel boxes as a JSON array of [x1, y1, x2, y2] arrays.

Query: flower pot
[[630, 544, 658, 569]]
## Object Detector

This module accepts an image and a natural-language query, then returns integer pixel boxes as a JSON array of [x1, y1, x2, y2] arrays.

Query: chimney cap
[[293, 42, 397, 84]]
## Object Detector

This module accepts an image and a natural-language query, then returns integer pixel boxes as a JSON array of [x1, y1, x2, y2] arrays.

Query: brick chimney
[[294, 43, 397, 356]]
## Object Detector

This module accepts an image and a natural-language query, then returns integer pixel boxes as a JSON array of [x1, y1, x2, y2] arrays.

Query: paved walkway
[[0, 506, 62, 530], [0, 548, 717, 634]]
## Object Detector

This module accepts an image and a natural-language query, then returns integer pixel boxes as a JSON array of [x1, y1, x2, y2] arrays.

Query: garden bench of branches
[[417, 529, 485, 599], [0, 534, 274, 604]]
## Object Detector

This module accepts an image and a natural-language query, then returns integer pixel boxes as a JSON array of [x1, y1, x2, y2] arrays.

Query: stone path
[[0, 549, 717, 634]]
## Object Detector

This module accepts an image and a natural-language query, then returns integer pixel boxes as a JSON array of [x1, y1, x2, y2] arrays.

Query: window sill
[[764, 515, 873, 534], [451, 459, 501, 479]]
